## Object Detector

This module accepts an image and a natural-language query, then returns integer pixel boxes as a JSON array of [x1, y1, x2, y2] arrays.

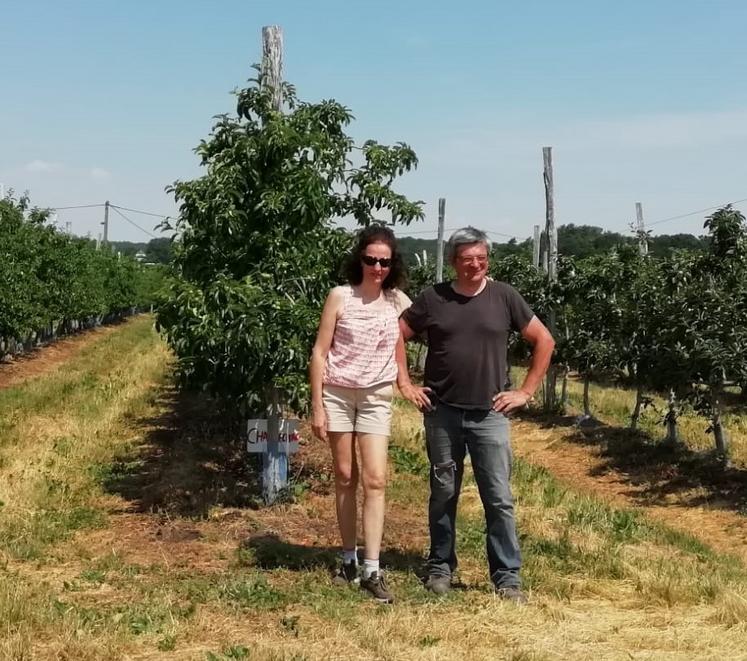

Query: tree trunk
[[542, 309, 557, 412], [560, 366, 569, 414], [583, 373, 591, 418], [711, 388, 729, 460], [631, 384, 644, 430], [664, 389, 679, 446]]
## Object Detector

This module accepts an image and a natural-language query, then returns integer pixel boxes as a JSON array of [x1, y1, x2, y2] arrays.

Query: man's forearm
[[395, 334, 414, 388]]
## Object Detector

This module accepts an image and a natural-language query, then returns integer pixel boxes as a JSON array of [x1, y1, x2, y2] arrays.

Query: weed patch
[[389, 443, 429, 477]]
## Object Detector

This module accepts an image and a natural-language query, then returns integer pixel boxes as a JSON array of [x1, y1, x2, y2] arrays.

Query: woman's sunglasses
[[361, 255, 392, 268]]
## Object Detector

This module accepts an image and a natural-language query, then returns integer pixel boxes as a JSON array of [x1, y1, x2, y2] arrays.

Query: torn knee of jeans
[[432, 460, 457, 485]]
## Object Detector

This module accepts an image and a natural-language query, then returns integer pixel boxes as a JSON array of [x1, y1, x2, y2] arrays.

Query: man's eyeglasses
[[361, 255, 392, 268], [457, 255, 488, 265]]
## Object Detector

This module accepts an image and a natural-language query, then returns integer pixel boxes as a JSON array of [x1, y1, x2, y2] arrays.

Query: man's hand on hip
[[492, 389, 532, 414]]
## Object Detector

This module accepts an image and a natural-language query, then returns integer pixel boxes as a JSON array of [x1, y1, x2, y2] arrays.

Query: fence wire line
[[44, 194, 747, 241], [109, 205, 158, 239], [110, 204, 172, 220], [49, 203, 105, 211]]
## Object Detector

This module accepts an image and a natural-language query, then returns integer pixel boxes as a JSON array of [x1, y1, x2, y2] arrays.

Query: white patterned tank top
[[323, 286, 410, 389]]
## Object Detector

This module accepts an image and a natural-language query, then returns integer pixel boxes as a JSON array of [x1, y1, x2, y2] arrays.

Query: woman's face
[[361, 240, 393, 287]]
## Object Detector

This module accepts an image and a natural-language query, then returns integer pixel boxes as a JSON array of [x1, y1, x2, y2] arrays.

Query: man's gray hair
[[445, 226, 492, 262]]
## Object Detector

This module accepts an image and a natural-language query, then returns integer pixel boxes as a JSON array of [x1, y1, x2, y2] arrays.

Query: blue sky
[[2, 0, 747, 243]]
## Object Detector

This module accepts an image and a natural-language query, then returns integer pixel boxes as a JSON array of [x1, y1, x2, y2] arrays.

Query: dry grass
[[515, 366, 747, 467], [3, 325, 747, 660]]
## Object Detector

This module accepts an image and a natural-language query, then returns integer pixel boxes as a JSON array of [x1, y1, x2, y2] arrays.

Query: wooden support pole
[[436, 198, 446, 282], [532, 224, 540, 269], [102, 200, 109, 244], [261, 25, 287, 504], [543, 148, 557, 282], [542, 147, 558, 411], [635, 202, 648, 256], [261, 26, 283, 111]]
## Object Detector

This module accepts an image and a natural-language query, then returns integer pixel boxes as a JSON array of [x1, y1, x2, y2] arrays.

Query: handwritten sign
[[246, 418, 300, 454]]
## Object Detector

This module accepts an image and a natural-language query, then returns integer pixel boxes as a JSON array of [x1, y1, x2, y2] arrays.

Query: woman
[[309, 225, 415, 604]]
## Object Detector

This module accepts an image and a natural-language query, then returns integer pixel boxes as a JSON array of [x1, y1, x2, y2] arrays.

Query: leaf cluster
[[157, 75, 424, 414]]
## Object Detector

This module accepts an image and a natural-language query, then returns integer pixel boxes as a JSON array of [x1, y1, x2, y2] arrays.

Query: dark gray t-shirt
[[402, 280, 534, 410]]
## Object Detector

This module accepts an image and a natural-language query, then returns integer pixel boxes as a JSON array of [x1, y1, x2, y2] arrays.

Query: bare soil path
[[0, 322, 126, 390]]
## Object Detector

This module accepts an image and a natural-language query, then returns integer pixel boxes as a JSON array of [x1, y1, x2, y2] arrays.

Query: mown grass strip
[[4, 335, 747, 660], [0, 316, 169, 560]]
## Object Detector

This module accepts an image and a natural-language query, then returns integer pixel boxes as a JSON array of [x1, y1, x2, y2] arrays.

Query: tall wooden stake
[[635, 202, 648, 256], [262, 26, 283, 111], [436, 198, 446, 282], [102, 200, 110, 244], [532, 224, 540, 269], [543, 148, 558, 282], [542, 147, 558, 411], [261, 25, 287, 504]]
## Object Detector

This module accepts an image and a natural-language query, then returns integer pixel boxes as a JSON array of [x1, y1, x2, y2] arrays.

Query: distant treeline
[[108, 237, 173, 264], [397, 224, 707, 264], [113, 225, 705, 267], [1, 193, 164, 357]]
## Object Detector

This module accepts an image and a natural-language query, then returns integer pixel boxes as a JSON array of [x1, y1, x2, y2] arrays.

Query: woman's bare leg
[[328, 431, 358, 550], [358, 433, 389, 561]]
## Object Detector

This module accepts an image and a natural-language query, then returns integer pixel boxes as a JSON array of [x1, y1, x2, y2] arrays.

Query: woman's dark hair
[[344, 224, 407, 290]]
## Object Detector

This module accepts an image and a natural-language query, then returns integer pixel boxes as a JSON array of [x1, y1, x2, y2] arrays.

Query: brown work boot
[[495, 585, 528, 605], [423, 574, 451, 595], [360, 570, 394, 604]]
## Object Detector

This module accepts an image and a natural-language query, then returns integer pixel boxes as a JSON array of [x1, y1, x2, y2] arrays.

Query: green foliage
[[389, 443, 429, 477], [0, 192, 160, 349], [492, 207, 747, 453], [157, 73, 423, 413], [398, 226, 704, 266]]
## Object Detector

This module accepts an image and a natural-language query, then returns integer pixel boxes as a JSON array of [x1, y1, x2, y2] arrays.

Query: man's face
[[453, 243, 489, 284]]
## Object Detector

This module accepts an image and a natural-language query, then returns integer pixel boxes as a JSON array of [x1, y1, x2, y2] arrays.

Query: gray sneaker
[[424, 574, 451, 595], [495, 586, 528, 605], [331, 561, 359, 586], [360, 570, 394, 603]]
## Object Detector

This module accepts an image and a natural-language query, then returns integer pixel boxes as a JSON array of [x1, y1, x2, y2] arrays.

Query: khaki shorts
[[322, 382, 394, 436]]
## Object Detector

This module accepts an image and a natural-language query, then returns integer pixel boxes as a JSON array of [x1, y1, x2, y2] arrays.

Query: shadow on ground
[[101, 384, 263, 517], [522, 410, 747, 514], [242, 532, 426, 574]]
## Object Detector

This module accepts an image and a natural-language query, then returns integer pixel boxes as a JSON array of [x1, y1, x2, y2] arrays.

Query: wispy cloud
[[90, 167, 112, 181], [24, 159, 62, 172]]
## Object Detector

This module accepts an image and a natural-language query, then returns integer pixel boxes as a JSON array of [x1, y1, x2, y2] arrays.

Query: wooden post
[[436, 198, 446, 282], [261, 25, 287, 504], [544, 148, 558, 282], [262, 388, 287, 503], [635, 202, 648, 256], [532, 224, 540, 269], [102, 200, 109, 244], [261, 26, 283, 111], [542, 147, 558, 411]]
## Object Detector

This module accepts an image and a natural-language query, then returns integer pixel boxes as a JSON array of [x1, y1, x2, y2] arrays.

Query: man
[[398, 227, 555, 603]]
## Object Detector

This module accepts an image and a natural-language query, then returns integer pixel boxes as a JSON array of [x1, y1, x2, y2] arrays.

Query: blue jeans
[[423, 398, 521, 589]]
